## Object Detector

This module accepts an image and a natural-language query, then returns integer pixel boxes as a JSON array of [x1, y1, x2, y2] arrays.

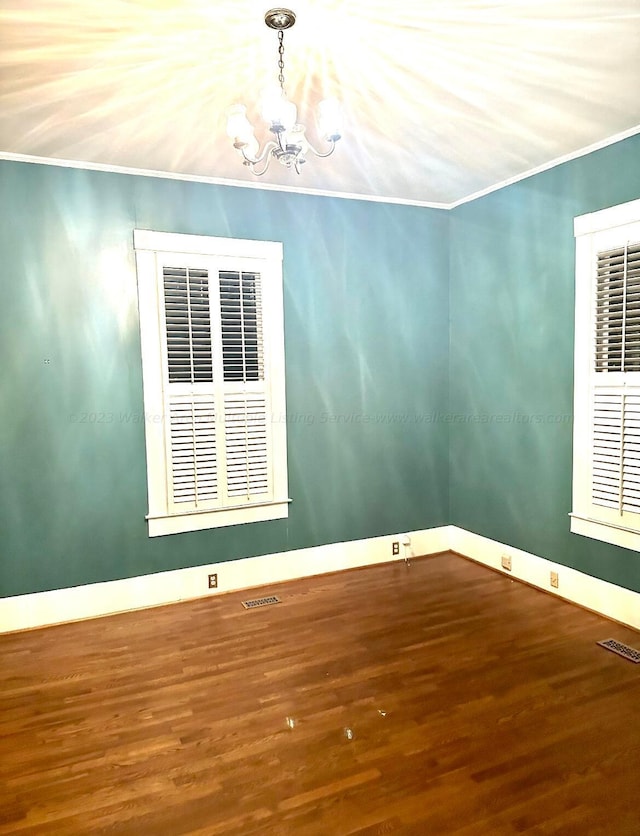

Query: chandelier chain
[[277, 30, 285, 93]]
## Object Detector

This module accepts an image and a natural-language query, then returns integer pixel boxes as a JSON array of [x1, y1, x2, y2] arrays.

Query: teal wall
[[449, 132, 640, 593], [3, 133, 640, 602], [0, 161, 450, 597]]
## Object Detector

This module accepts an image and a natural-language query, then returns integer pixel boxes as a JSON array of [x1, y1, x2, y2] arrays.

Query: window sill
[[570, 513, 640, 553], [147, 499, 290, 537]]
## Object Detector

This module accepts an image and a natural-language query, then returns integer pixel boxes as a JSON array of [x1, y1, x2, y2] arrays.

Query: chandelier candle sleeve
[[317, 98, 342, 142], [225, 105, 260, 161], [226, 8, 343, 176], [261, 86, 297, 131], [226, 105, 253, 143]]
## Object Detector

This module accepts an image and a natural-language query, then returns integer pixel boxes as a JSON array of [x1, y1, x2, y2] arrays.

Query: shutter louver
[[220, 271, 264, 382], [224, 394, 269, 499], [592, 392, 640, 514], [595, 242, 640, 373], [163, 267, 213, 383], [169, 399, 218, 505]]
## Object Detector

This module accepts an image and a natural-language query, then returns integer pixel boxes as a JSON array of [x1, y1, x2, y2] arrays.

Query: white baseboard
[[2, 525, 639, 633], [0, 527, 450, 633], [449, 526, 640, 631]]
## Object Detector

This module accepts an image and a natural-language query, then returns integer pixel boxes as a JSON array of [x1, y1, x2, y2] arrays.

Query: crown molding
[[2, 124, 639, 211], [0, 152, 448, 210], [449, 124, 640, 209]]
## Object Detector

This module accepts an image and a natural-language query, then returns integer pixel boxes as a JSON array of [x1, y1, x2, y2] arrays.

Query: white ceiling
[[2, 0, 639, 206]]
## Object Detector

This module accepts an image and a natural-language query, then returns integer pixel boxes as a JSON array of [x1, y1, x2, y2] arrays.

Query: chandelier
[[226, 8, 342, 176]]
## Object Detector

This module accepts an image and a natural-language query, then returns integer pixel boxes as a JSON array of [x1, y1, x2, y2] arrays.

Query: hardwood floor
[[1, 552, 640, 835]]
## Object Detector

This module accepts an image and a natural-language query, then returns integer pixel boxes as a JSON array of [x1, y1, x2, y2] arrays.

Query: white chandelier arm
[[304, 138, 338, 159], [240, 141, 278, 175]]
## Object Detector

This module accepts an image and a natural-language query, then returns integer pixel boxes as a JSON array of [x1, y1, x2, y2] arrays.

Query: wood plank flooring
[[1, 552, 640, 834]]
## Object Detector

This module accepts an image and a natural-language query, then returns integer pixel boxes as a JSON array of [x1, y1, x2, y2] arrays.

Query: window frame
[[134, 230, 289, 537], [571, 198, 640, 551]]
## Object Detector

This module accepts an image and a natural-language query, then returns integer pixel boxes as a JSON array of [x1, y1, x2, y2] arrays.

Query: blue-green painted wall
[[3, 133, 640, 602], [0, 161, 450, 597], [449, 132, 640, 593]]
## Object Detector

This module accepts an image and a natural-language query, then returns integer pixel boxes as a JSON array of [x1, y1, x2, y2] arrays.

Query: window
[[571, 198, 640, 550], [134, 230, 289, 537]]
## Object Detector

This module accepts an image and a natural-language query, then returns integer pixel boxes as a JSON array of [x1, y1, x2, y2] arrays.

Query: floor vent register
[[597, 638, 640, 663], [241, 595, 281, 610]]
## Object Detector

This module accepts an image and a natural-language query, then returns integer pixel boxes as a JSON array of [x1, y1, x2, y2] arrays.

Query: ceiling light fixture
[[226, 8, 342, 176]]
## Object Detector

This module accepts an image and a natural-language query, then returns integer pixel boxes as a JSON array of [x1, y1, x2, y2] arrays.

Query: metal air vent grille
[[241, 596, 281, 610], [597, 638, 640, 663]]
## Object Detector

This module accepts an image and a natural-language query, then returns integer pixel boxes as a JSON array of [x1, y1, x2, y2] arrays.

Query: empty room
[[1, 2, 640, 833]]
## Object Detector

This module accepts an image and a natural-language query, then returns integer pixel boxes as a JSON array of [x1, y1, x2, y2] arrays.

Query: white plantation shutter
[[591, 391, 640, 515], [163, 267, 213, 383], [224, 393, 269, 498], [595, 243, 640, 373], [160, 264, 272, 512], [169, 397, 218, 505], [572, 202, 640, 550], [135, 231, 288, 537], [162, 266, 219, 513], [218, 270, 270, 503], [590, 242, 640, 523], [220, 270, 264, 382], [219, 270, 271, 502]]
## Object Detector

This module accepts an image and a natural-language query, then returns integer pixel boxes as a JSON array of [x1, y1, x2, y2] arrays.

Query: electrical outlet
[[208, 573, 218, 589], [501, 554, 512, 571], [550, 571, 559, 589], [392, 541, 400, 556]]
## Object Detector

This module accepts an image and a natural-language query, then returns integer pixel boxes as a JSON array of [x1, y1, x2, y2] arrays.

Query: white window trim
[[571, 197, 640, 551], [134, 230, 289, 537]]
